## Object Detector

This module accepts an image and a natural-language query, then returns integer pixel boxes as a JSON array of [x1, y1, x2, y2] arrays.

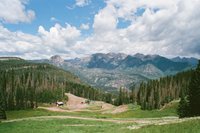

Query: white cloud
[[93, 4, 119, 35], [37, 23, 81, 57], [38, 23, 80, 49], [1, 0, 200, 59], [0, 25, 44, 59], [80, 23, 90, 30], [86, 0, 200, 57], [0, 23, 82, 59], [75, 0, 90, 7], [0, 0, 35, 23]]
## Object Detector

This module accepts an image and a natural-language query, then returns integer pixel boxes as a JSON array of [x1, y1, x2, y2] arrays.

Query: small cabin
[[56, 102, 64, 107]]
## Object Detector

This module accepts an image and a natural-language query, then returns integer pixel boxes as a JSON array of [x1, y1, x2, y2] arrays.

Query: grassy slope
[[0, 117, 200, 133], [0, 118, 130, 133], [110, 102, 178, 118], [135, 119, 200, 133], [1, 99, 199, 133]]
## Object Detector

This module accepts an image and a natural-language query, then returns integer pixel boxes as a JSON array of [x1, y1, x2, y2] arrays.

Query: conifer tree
[[177, 96, 189, 118], [188, 60, 200, 116]]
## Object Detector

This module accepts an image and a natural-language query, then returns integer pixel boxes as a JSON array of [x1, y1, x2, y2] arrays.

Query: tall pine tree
[[177, 96, 189, 118], [188, 60, 200, 116]]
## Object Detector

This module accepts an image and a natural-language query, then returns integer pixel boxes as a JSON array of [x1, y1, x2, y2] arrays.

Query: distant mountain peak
[[134, 53, 145, 58], [87, 53, 128, 69], [172, 56, 198, 66], [35, 53, 198, 91], [133, 53, 160, 61], [50, 55, 64, 65]]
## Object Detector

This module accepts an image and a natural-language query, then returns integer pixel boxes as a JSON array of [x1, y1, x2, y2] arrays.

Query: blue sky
[[4, 0, 106, 35], [0, 0, 200, 59]]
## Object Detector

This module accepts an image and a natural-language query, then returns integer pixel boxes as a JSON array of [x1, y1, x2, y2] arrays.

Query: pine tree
[[177, 96, 189, 118], [188, 60, 200, 116], [118, 88, 123, 105]]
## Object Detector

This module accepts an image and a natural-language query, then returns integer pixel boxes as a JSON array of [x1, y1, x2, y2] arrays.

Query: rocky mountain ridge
[[33, 53, 198, 91]]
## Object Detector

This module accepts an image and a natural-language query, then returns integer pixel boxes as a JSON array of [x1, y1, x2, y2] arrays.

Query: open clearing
[[1, 95, 199, 133], [39, 93, 128, 114]]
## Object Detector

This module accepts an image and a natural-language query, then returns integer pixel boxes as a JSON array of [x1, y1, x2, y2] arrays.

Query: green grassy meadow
[[1, 117, 200, 133], [1, 101, 200, 133]]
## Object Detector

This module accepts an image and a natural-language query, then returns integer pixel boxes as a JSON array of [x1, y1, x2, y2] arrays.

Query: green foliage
[[180, 60, 200, 117], [0, 60, 114, 111], [188, 60, 200, 116], [0, 109, 6, 120], [114, 88, 130, 105], [64, 82, 114, 103], [177, 96, 189, 118], [137, 70, 193, 110]]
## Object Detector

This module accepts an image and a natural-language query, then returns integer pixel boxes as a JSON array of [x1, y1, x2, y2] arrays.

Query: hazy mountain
[[172, 56, 198, 67], [87, 53, 127, 69], [87, 53, 191, 72], [50, 55, 64, 66], [34, 53, 198, 92]]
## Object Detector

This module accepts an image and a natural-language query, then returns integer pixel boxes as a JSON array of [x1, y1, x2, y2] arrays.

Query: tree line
[[114, 70, 194, 109], [115, 60, 200, 118], [136, 70, 193, 110]]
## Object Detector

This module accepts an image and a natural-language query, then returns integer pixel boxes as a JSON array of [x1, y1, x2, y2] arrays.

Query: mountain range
[[33, 53, 198, 92]]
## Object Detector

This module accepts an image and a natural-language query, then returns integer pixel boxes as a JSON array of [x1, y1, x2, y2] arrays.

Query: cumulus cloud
[[0, 0, 35, 23], [38, 23, 80, 50], [37, 23, 82, 58], [87, 0, 200, 57], [93, 4, 117, 34], [0, 23, 82, 59], [75, 0, 90, 7], [1, 0, 200, 59], [0, 25, 44, 59]]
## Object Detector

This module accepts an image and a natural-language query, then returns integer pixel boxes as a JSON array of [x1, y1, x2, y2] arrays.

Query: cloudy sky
[[0, 0, 200, 59]]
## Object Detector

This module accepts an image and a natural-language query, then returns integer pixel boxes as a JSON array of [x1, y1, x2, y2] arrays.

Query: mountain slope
[[35, 53, 198, 91], [0, 59, 80, 82], [87, 53, 127, 69], [137, 69, 194, 110], [172, 56, 198, 67], [0, 58, 113, 111]]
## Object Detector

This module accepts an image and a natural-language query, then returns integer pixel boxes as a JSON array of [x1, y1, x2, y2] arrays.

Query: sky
[[0, 0, 200, 59]]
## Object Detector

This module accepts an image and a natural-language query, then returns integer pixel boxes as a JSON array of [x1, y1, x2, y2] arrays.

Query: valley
[[36, 53, 198, 91], [0, 56, 200, 133], [1, 0, 200, 132]]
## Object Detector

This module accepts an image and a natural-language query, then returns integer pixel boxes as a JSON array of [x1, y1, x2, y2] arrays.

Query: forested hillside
[[137, 70, 194, 110], [0, 59, 113, 111]]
